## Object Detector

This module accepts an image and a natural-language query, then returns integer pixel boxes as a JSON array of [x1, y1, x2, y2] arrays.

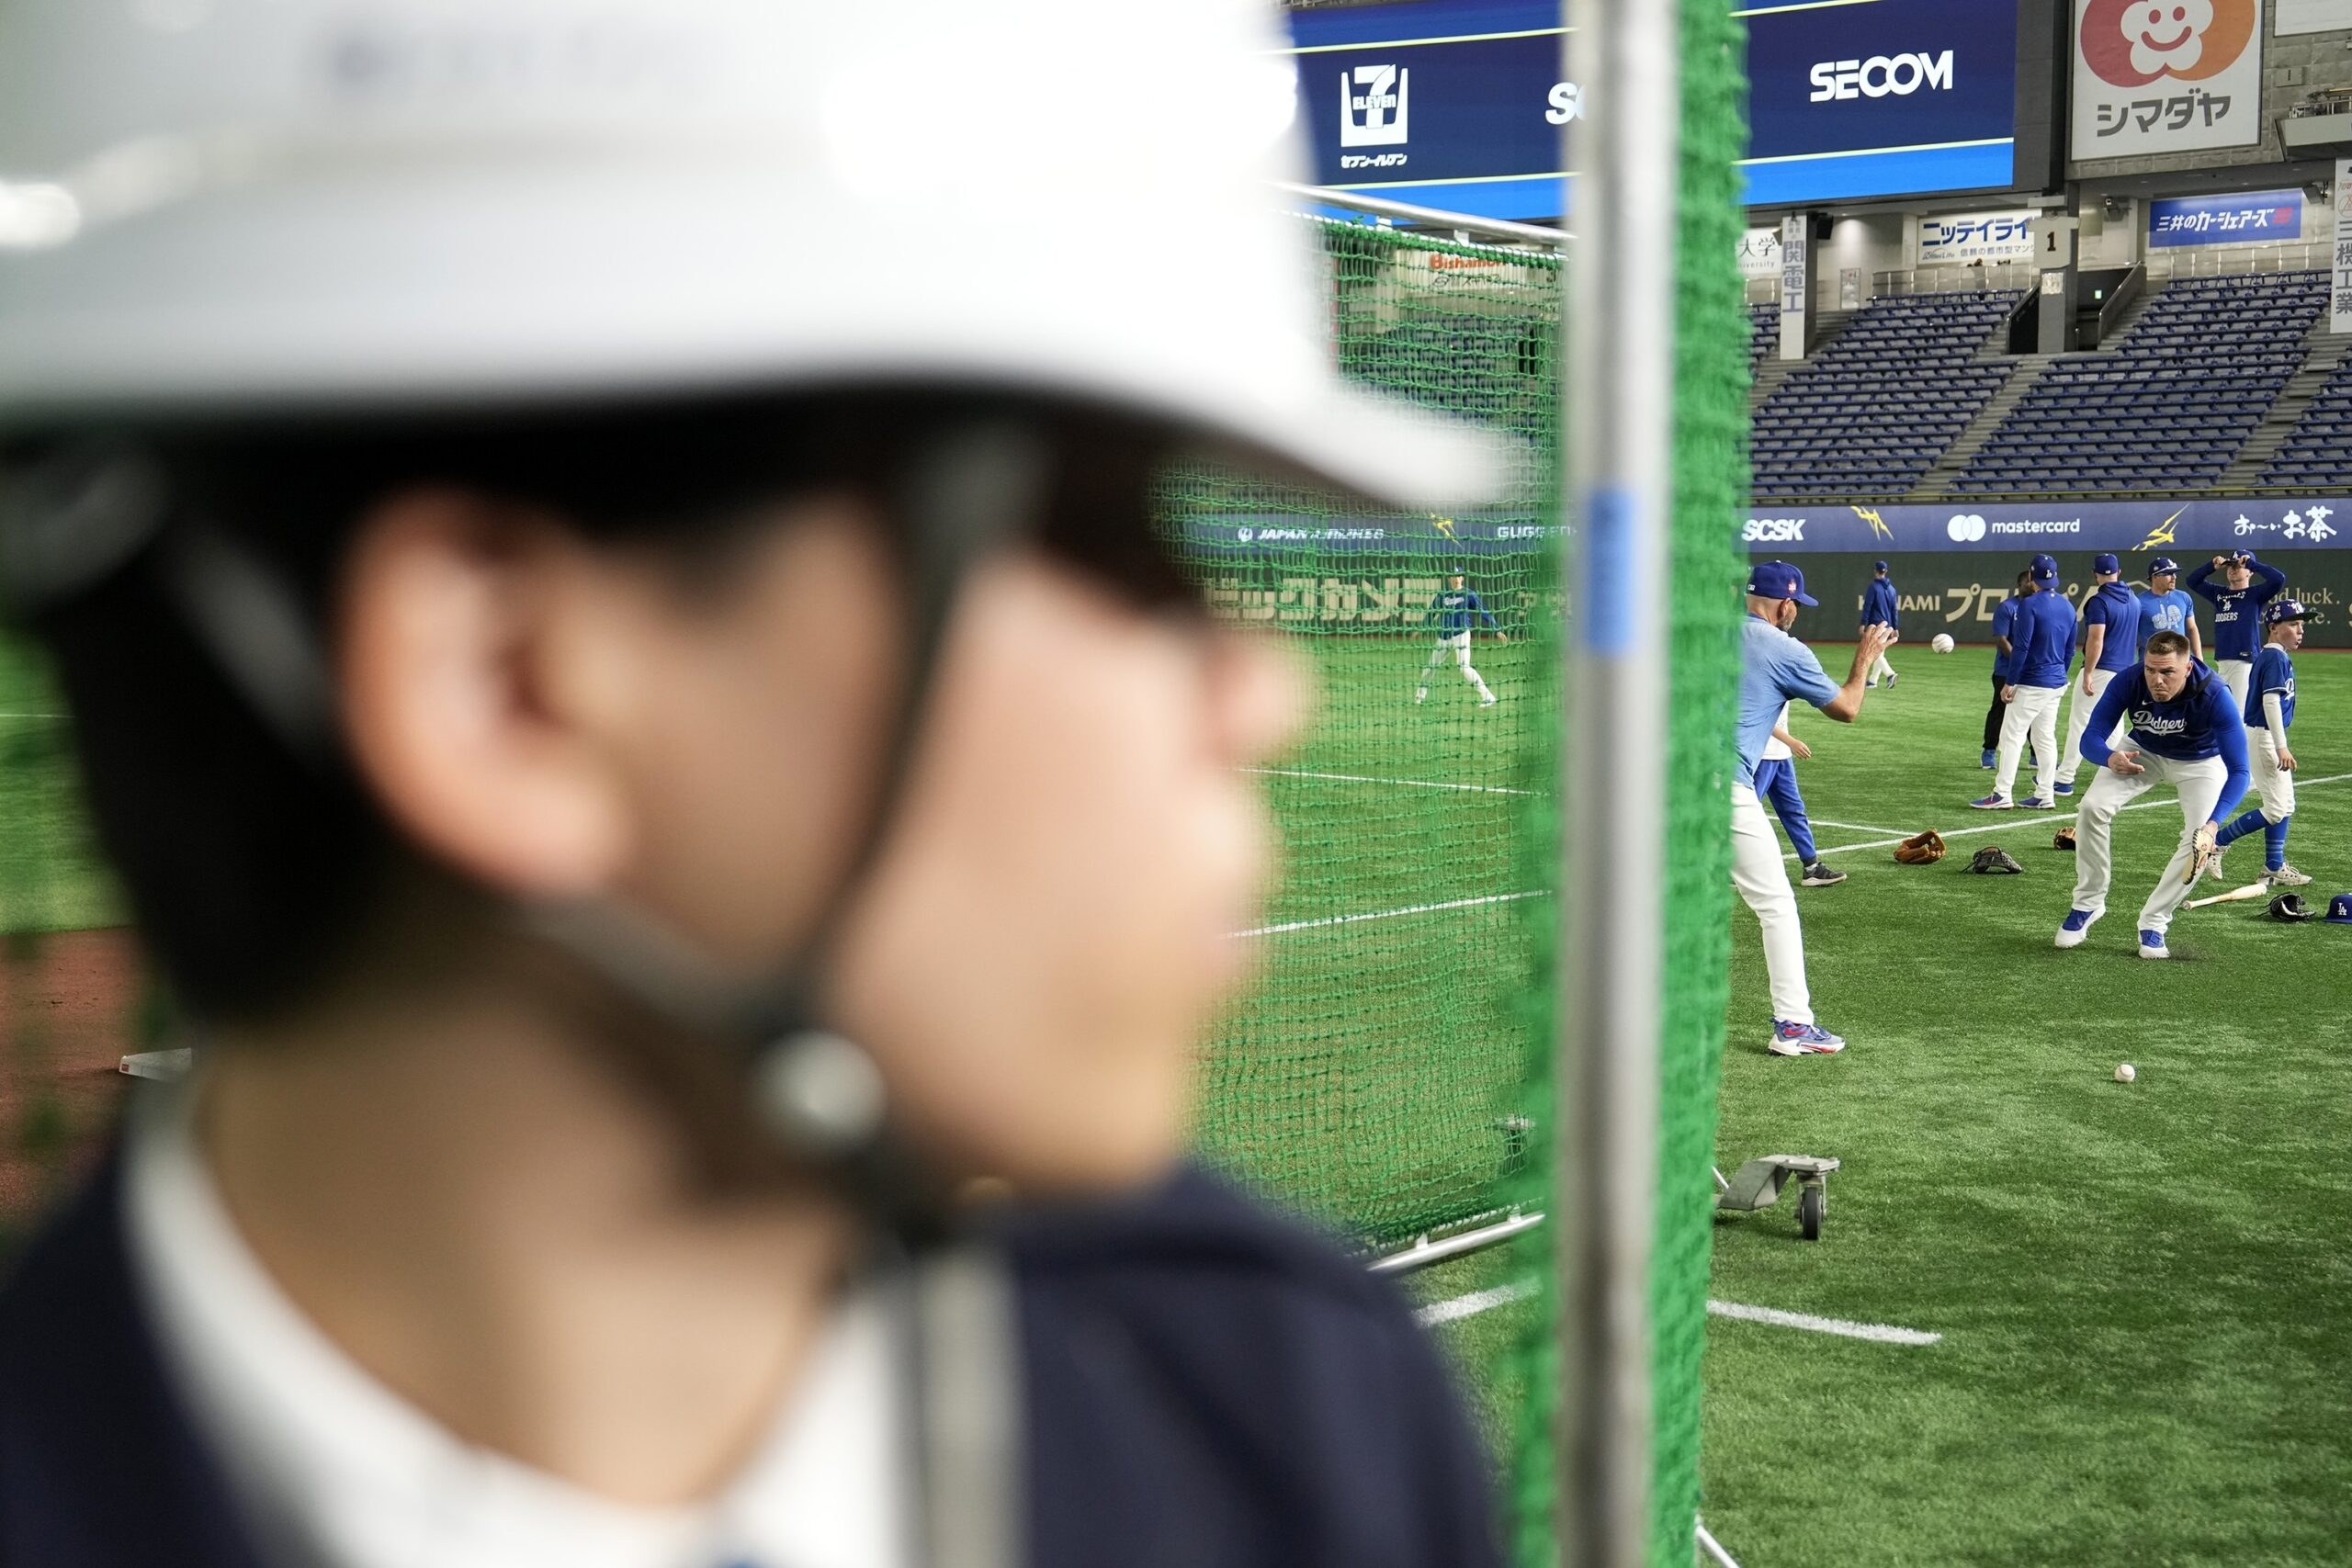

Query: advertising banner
[[1741, 498, 2347, 554], [1283, 0, 2021, 219], [2073, 0, 2265, 157], [2147, 188, 2305, 246], [2276, 0, 2352, 34], [1917, 210, 2039, 265], [1738, 227, 1785, 280], [2334, 159, 2352, 334]]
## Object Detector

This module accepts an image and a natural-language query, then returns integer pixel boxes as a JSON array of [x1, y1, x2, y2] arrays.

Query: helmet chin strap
[[0, 419, 1053, 1236]]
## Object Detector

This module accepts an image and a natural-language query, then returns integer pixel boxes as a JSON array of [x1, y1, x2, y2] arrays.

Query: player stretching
[[2211, 599, 2311, 888], [1416, 569, 1505, 707], [2187, 550, 2287, 707], [1862, 561, 1899, 688], [2132, 555, 2199, 661], [1974, 554, 2072, 810], [1736, 563, 1895, 1053], [1982, 570, 2033, 768], [2056, 552, 2140, 795], [1755, 705, 1847, 887], [2054, 631, 2251, 959]]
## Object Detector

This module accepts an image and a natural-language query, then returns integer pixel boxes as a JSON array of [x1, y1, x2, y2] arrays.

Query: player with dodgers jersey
[[1982, 570, 2033, 769], [1861, 561, 1899, 688], [1735, 562, 1895, 1054], [2187, 550, 2288, 707], [2056, 553, 2140, 795], [2211, 599, 2312, 889], [2055, 630, 2252, 959], [1416, 568, 1505, 707], [2132, 556, 2199, 660], [1975, 555, 2073, 810]]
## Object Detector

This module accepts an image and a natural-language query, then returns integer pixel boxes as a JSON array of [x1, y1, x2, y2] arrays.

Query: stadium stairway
[[2222, 323, 2352, 491]]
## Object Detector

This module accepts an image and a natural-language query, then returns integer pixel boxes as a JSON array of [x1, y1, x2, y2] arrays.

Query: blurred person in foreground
[[0, 4, 1510, 1566]]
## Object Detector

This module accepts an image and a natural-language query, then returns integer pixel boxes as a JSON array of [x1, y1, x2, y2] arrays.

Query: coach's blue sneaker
[[2018, 796, 2053, 810], [2054, 908, 2100, 950], [1969, 793, 2011, 810], [2054, 782, 2075, 796], [1979, 748, 1996, 769], [2139, 929, 2170, 960], [1768, 1021, 1847, 1056], [1883, 672, 1898, 689]]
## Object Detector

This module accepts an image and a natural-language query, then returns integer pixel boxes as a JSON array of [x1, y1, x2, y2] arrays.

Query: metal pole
[[1557, 0, 1677, 1560], [1363, 1211, 1549, 1278], [1273, 181, 1571, 251]]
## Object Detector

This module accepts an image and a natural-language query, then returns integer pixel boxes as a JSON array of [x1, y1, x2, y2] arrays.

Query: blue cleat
[[2139, 930, 2170, 960], [1769, 1020, 1847, 1056], [1980, 748, 1996, 769], [2054, 782, 2075, 796], [2054, 908, 2100, 950], [2018, 796, 2053, 809], [1970, 794, 2011, 810]]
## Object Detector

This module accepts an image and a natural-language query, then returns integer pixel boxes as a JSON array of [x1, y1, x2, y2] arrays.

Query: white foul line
[[1809, 818, 1920, 837], [1415, 1279, 1539, 1327], [1792, 772, 2352, 862], [1244, 766, 1540, 797], [1233, 889, 1547, 939], [1706, 1298, 1941, 1347]]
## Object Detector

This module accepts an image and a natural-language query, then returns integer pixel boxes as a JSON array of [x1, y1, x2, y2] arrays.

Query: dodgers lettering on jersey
[[1430, 590, 1498, 637], [1860, 577, 1898, 630], [2187, 558, 2287, 662], [2132, 586, 2192, 650], [2082, 581, 2141, 674], [1736, 615, 1838, 788], [2001, 590, 2075, 689], [2082, 661, 2251, 823], [2246, 645, 2296, 732]]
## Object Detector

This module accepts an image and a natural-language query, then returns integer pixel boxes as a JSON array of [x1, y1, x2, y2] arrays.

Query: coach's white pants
[[1420, 631, 1493, 701], [1994, 682, 2064, 802], [2058, 667, 2124, 781], [2070, 753, 2226, 935], [2249, 739, 2296, 822], [1731, 784, 1811, 1024], [2219, 658, 2252, 710]]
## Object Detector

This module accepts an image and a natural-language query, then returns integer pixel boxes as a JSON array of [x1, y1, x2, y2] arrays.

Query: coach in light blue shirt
[[2132, 556, 2199, 660]]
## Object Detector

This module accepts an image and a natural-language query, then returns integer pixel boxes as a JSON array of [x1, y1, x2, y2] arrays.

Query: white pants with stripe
[[1731, 784, 1811, 1024], [2219, 658, 2252, 710], [1993, 683, 2064, 802], [1868, 649, 1895, 684], [2058, 667, 2125, 781], [1419, 631, 1493, 701], [2070, 753, 2227, 934], [2249, 739, 2295, 822]]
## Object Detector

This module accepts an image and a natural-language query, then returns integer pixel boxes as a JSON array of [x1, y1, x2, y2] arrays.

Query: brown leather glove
[[2053, 827, 2077, 852], [1894, 830, 1947, 864]]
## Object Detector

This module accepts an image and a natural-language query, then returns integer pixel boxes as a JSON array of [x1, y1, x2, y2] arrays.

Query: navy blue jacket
[[0, 1156, 1502, 1568], [2001, 589, 2076, 689], [1860, 577, 1897, 630]]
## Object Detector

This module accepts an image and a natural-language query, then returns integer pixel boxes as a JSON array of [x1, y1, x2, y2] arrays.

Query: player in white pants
[[1416, 570, 1504, 706], [1734, 561, 1896, 1054], [2212, 599, 2310, 887], [2055, 631, 2251, 959], [1977, 557, 2072, 810], [2056, 554, 2140, 794]]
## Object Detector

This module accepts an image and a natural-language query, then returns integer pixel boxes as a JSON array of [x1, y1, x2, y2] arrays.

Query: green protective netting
[[1173, 6, 1747, 1561]]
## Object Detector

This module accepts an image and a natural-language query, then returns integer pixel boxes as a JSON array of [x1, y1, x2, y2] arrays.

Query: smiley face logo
[[2080, 0, 2255, 87]]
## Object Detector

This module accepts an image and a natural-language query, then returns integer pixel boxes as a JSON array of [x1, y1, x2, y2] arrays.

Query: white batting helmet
[[0, 0, 1504, 508]]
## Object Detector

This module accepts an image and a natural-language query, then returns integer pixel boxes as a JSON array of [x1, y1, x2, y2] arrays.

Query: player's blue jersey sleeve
[[1991, 599, 2017, 643], [1469, 592, 1497, 629], [2210, 694, 2250, 824], [2081, 674, 2135, 765], [2249, 559, 2287, 600], [2248, 648, 2293, 728], [2186, 560, 2222, 604]]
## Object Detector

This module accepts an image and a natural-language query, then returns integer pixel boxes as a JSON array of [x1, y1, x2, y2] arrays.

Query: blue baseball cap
[[2324, 894, 2352, 925], [2093, 553, 2120, 574], [2150, 556, 2179, 575], [1747, 561, 1818, 606], [1872, 559, 1889, 572], [2267, 598, 2309, 626], [2030, 554, 2058, 581]]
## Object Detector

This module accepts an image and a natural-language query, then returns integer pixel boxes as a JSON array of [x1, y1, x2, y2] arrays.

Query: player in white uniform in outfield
[[1416, 570, 1506, 706], [1734, 562, 1895, 1054], [2211, 598, 2311, 888]]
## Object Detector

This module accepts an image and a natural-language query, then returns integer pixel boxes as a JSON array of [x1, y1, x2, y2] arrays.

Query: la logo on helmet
[[2080, 0, 2255, 87]]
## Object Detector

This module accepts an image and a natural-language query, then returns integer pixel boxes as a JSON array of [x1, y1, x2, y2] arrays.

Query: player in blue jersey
[[2132, 556, 2199, 661], [1415, 569, 1505, 707], [2054, 630, 2252, 959], [1982, 569, 2033, 768], [2187, 550, 2288, 709], [1861, 561, 1899, 689], [2057, 553, 2142, 795], [1974, 555, 2073, 810], [2211, 599, 2311, 889], [1735, 562, 1896, 1054]]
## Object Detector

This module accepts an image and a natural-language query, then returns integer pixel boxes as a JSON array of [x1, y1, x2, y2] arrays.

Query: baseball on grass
[[2114, 1063, 2137, 1084], [1931, 633, 1956, 654]]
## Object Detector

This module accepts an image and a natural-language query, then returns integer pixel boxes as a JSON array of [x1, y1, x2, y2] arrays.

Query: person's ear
[[336, 489, 636, 897]]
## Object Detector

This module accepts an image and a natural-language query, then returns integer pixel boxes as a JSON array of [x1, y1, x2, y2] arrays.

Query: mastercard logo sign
[[2079, 0, 2256, 88]]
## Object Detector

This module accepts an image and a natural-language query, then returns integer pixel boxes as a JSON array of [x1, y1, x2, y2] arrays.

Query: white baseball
[[2114, 1063, 2137, 1084], [1931, 633, 1956, 654]]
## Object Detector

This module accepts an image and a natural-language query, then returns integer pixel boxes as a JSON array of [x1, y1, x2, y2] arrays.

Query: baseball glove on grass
[[1894, 830, 1947, 864], [1970, 845, 2025, 874], [2053, 827, 2078, 852]]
